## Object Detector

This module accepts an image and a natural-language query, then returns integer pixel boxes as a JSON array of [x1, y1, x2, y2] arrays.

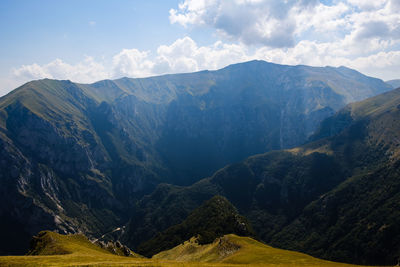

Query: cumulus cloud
[[11, 35, 400, 88], [169, 0, 400, 52], [155, 37, 250, 73], [169, 0, 318, 47], [13, 63, 50, 81], [295, 2, 350, 35], [354, 20, 390, 40], [13, 56, 108, 84], [347, 50, 400, 79], [112, 49, 155, 77], [11, 37, 251, 88], [346, 0, 387, 10], [390, 0, 400, 11]]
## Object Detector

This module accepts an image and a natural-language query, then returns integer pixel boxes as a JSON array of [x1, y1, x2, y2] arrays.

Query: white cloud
[[346, 0, 387, 10], [390, 0, 400, 11], [154, 37, 250, 73], [169, 0, 317, 47], [169, 0, 400, 52], [13, 63, 50, 81], [12, 57, 108, 85], [347, 50, 400, 79], [295, 2, 350, 35], [10, 37, 251, 90], [112, 49, 154, 77]]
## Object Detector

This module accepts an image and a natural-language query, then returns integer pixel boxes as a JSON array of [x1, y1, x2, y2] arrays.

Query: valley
[[2, 0, 400, 266], [0, 60, 399, 266]]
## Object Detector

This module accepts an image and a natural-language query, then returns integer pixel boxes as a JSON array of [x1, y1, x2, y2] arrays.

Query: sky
[[0, 0, 399, 96]]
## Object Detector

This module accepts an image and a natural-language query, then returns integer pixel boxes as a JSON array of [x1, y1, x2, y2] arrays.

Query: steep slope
[[272, 161, 400, 265], [0, 79, 161, 255], [137, 195, 254, 257], [0, 60, 391, 255], [124, 88, 400, 265], [271, 88, 400, 265]]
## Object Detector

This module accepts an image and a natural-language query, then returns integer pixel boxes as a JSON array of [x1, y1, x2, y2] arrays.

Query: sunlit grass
[[0, 232, 386, 266], [154, 234, 382, 267]]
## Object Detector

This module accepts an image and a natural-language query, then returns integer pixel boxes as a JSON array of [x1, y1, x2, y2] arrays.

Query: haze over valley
[[1, 1, 400, 266]]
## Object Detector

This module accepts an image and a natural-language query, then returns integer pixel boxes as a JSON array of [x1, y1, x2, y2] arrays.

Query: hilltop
[[154, 234, 366, 266], [0, 231, 151, 266]]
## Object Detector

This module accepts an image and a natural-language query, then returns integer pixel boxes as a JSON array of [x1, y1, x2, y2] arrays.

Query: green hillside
[[0, 231, 153, 267], [27, 231, 112, 256], [0, 231, 381, 267], [154, 234, 375, 266]]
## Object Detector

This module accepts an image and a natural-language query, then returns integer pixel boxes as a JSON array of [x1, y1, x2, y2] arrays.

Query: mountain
[[386, 79, 400, 88], [0, 60, 391, 255], [123, 88, 400, 265], [136, 195, 254, 257]]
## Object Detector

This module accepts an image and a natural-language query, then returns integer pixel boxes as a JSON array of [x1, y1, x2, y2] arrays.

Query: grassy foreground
[[0, 232, 386, 266], [154, 234, 383, 266]]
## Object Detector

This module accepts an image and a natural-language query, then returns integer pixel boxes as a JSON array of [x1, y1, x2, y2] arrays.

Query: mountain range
[[0, 60, 398, 265]]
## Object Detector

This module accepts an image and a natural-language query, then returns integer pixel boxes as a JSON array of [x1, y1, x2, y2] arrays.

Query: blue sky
[[1, 0, 399, 95], [0, 1, 186, 74]]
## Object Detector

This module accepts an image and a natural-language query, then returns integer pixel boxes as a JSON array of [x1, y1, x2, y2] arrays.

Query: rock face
[[95, 240, 134, 257], [0, 60, 391, 255]]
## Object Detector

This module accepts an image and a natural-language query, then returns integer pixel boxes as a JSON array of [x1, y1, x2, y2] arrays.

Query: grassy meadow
[[0, 232, 388, 267]]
